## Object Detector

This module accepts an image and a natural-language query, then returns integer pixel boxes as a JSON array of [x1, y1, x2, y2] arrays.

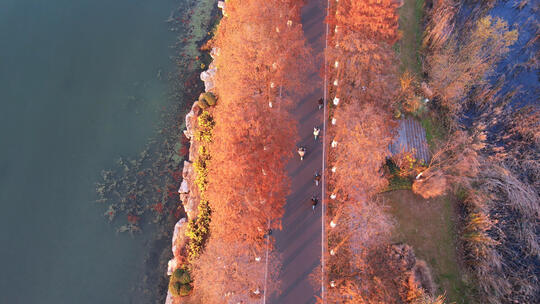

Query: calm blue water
[[488, 0, 539, 109], [460, 0, 539, 110], [0, 0, 177, 302]]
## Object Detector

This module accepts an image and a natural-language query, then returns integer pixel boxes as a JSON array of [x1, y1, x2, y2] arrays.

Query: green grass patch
[[385, 176, 413, 192], [383, 191, 473, 303], [397, 0, 425, 75], [421, 115, 445, 151], [382, 159, 413, 192]]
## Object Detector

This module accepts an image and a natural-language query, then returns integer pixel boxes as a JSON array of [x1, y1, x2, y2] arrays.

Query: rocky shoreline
[[164, 3, 223, 303]]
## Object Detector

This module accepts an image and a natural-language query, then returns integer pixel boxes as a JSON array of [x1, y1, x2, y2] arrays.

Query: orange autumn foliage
[[331, 0, 400, 45], [321, 0, 407, 301], [206, 0, 311, 249], [213, 0, 311, 104], [188, 0, 312, 301], [207, 96, 297, 248], [328, 31, 400, 110], [330, 102, 396, 198], [191, 235, 280, 303]]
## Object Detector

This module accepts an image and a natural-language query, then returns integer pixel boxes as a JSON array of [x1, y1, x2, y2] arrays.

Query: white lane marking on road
[[262, 219, 270, 304], [322, 0, 331, 301]]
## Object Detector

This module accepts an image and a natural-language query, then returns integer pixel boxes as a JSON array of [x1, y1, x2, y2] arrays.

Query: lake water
[[0, 0, 178, 302]]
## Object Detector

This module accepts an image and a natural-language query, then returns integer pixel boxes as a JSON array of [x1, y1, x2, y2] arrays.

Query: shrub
[[187, 111, 213, 262], [195, 111, 215, 143], [202, 92, 217, 106], [168, 279, 182, 296], [412, 171, 447, 199], [172, 268, 192, 284], [173, 268, 184, 279], [399, 71, 422, 114], [179, 271, 192, 285], [198, 94, 209, 108], [392, 150, 425, 178], [179, 284, 192, 296], [193, 156, 208, 192], [186, 200, 211, 262], [169, 268, 193, 297], [198, 93, 217, 108]]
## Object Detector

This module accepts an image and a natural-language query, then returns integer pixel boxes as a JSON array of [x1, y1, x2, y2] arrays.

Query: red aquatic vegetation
[[172, 170, 183, 182], [181, 134, 190, 144], [178, 146, 189, 157], [171, 207, 182, 219], [153, 203, 164, 213], [127, 214, 139, 223]]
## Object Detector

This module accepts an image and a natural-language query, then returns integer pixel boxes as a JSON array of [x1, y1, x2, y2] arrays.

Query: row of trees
[[320, 0, 446, 302], [187, 0, 312, 302]]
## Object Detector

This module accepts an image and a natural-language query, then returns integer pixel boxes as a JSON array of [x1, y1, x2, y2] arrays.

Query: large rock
[[183, 112, 196, 139], [200, 67, 217, 92], [210, 47, 220, 59], [182, 161, 193, 180], [165, 292, 183, 304], [167, 218, 189, 276], [178, 180, 189, 194], [188, 141, 199, 166], [190, 101, 202, 116], [171, 218, 188, 257], [184, 195, 200, 220], [181, 159, 199, 197], [183, 102, 201, 140], [167, 259, 179, 276], [165, 292, 173, 304], [179, 193, 189, 204]]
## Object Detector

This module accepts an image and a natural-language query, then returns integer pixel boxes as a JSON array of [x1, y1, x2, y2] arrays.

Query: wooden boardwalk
[[390, 117, 431, 164]]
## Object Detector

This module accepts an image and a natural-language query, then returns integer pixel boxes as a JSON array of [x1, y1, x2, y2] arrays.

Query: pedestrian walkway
[[270, 0, 326, 302]]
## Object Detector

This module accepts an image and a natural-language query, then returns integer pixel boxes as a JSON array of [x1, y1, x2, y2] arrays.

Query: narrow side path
[[271, 0, 326, 303]]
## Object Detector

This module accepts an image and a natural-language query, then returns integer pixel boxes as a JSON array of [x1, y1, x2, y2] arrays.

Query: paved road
[[270, 0, 326, 303]]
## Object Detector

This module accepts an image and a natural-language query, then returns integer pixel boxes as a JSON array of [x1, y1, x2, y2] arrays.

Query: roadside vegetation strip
[[168, 108, 216, 298], [321, 0, 331, 301], [320, 0, 452, 303], [186, 111, 214, 262], [185, 0, 312, 301]]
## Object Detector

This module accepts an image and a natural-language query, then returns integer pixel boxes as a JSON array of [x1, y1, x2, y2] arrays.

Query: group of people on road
[[296, 98, 326, 211]]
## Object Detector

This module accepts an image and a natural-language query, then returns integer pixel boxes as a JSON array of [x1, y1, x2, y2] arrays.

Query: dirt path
[[270, 0, 326, 303]]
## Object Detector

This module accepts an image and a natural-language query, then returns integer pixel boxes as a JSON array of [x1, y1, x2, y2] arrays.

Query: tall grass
[[458, 164, 539, 303]]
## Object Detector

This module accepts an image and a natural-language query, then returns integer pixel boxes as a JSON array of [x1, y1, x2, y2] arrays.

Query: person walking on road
[[297, 146, 306, 160], [311, 196, 319, 211], [317, 97, 324, 110], [314, 171, 321, 186], [313, 127, 320, 141]]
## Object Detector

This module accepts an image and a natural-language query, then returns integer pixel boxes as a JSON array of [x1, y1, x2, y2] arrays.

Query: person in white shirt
[[313, 127, 320, 140]]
